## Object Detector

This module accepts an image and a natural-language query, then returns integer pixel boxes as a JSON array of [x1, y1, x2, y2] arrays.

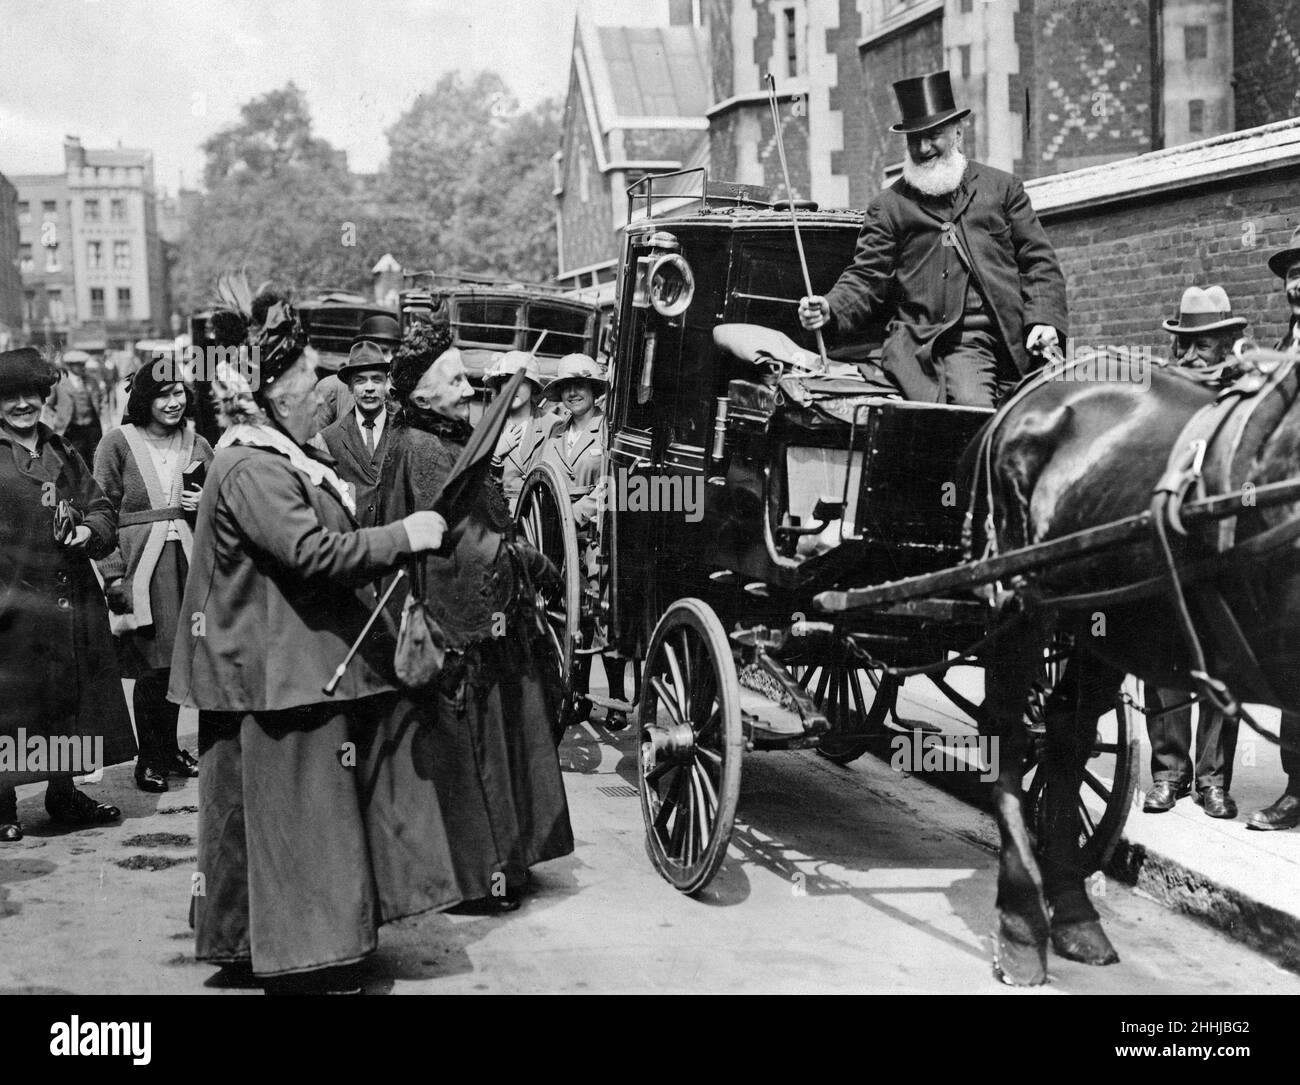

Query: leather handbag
[[393, 558, 449, 690]]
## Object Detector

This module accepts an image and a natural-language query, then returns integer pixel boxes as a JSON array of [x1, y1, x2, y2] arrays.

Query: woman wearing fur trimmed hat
[[538, 354, 630, 731], [377, 324, 574, 913], [485, 349, 550, 512], [93, 361, 214, 793], [0, 347, 136, 842]]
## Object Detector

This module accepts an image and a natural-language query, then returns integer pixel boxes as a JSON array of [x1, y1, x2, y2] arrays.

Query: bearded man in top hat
[[1244, 227, 1300, 832], [311, 313, 401, 437], [800, 71, 1067, 407]]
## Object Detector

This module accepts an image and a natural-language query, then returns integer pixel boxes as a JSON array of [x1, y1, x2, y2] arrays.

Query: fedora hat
[[1162, 285, 1247, 335], [485, 350, 542, 389], [1268, 224, 1300, 279], [0, 347, 59, 397], [890, 70, 971, 135], [354, 313, 401, 348], [337, 340, 391, 382], [544, 353, 608, 400]]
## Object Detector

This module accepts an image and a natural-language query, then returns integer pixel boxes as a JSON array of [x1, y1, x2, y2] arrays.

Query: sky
[[0, 0, 669, 193]]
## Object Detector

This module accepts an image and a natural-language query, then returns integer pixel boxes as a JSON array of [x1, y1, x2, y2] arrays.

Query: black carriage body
[[602, 206, 991, 662]]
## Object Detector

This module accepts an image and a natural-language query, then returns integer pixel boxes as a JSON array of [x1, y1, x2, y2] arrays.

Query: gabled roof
[[594, 26, 711, 120]]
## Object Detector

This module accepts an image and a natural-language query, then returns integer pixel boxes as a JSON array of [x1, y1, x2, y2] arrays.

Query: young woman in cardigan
[[94, 362, 214, 792]]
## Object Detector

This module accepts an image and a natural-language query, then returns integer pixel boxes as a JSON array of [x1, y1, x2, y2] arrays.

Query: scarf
[[218, 422, 357, 516], [399, 405, 474, 446]]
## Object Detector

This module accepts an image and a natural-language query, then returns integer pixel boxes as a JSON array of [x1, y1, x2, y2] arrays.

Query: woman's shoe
[[135, 763, 169, 793], [163, 748, 200, 778], [45, 786, 121, 827], [0, 793, 21, 843], [604, 708, 630, 732], [446, 893, 523, 915]]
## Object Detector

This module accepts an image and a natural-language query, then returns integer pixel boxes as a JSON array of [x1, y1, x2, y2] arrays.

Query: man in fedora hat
[[1244, 228, 1300, 831], [311, 313, 402, 437], [319, 340, 393, 527], [800, 70, 1067, 407], [1161, 284, 1248, 383], [1142, 285, 1248, 820]]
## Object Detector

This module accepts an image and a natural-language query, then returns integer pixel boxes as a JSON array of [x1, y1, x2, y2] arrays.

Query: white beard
[[903, 147, 968, 197]]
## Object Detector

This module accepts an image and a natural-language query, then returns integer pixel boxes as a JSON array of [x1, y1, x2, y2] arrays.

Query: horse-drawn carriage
[[513, 170, 1141, 897]]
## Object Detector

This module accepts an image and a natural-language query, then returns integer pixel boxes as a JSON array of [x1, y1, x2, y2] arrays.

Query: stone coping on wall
[[1026, 117, 1300, 218]]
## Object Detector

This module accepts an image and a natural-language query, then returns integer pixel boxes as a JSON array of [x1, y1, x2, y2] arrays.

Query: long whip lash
[[766, 73, 829, 368]]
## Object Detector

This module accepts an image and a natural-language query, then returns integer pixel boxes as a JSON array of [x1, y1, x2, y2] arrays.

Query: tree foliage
[[175, 75, 561, 314]]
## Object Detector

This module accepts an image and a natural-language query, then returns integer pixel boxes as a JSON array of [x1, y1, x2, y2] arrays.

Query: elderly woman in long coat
[[378, 324, 574, 912], [168, 311, 461, 993], [0, 347, 136, 841]]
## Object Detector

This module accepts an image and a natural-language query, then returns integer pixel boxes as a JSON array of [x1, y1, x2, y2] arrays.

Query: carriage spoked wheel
[[1018, 641, 1140, 875], [782, 647, 890, 766], [515, 461, 583, 743], [638, 598, 744, 894]]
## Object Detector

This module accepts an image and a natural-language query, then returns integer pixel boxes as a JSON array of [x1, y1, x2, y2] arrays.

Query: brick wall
[[1040, 172, 1299, 354], [826, 0, 867, 208], [1023, 0, 1155, 177], [558, 72, 617, 274], [1234, 0, 1300, 131], [705, 0, 734, 101], [0, 174, 22, 335]]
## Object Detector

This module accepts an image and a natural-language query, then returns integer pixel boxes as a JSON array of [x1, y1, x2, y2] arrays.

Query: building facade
[[16, 138, 168, 350], [0, 172, 23, 349]]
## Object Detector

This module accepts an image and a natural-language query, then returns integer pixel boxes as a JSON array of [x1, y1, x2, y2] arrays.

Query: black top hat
[[354, 313, 401, 348], [0, 347, 59, 398], [1268, 224, 1300, 279], [891, 70, 971, 135]]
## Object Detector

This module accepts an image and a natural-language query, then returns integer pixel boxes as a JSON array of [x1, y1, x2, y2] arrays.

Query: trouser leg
[[1192, 706, 1239, 791], [133, 670, 180, 767], [935, 328, 1010, 408], [1145, 685, 1192, 784], [1280, 711, 1300, 791]]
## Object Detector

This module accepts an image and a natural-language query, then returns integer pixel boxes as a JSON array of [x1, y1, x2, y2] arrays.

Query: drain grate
[[597, 785, 638, 798]]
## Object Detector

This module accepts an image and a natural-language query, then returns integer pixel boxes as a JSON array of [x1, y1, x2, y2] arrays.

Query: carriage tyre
[[637, 599, 744, 895], [515, 461, 584, 745], [785, 654, 889, 766]]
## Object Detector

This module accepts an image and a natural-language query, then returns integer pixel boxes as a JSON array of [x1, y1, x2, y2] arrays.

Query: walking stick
[[323, 568, 407, 696], [765, 72, 829, 370]]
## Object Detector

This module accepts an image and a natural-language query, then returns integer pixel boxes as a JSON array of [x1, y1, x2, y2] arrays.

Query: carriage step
[[737, 688, 817, 749], [584, 693, 635, 714]]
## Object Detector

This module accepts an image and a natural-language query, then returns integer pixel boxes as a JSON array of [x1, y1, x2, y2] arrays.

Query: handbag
[[392, 558, 449, 690]]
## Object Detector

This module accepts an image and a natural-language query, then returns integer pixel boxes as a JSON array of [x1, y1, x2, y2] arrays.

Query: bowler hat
[[1268, 224, 1300, 279], [544, 353, 608, 400], [337, 340, 391, 382], [354, 313, 401, 348], [1161, 285, 1247, 335], [485, 350, 542, 389], [0, 347, 59, 397], [890, 70, 970, 135]]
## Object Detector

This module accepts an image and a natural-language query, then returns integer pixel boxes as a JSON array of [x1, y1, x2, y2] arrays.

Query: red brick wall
[[1234, 0, 1300, 131], [1040, 171, 1299, 353]]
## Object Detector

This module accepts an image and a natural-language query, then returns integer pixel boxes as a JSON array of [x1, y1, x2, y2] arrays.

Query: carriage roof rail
[[627, 168, 777, 223], [401, 269, 575, 296]]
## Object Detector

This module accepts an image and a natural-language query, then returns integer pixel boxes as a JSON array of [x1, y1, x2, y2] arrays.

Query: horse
[[964, 348, 1300, 985]]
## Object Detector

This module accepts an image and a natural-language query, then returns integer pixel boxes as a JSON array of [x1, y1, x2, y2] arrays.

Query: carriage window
[[525, 303, 591, 356], [731, 238, 857, 351], [454, 299, 520, 347]]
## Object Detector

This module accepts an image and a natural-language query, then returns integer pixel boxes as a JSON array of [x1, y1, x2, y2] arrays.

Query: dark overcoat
[[0, 424, 136, 779], [825, 160, 1068, 400], [320, 409, 392, 528]]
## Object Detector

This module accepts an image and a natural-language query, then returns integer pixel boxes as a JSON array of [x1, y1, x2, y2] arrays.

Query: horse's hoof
[[992, 916, 1048, 987], [1051, 919, 1120, 966]]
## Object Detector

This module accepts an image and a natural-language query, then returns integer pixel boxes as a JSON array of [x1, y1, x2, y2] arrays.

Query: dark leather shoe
[[135, 763, 169, 793], [604, 709, 630, 732], [1246, 792, 1300, 831], [1143, 780, 1190, 812], [0, 794, 20, 842], [445, 893, 523, 915], [45, 787, 121, 827], [162, 749, 200, 778], [1194, 785, 1237, 819]]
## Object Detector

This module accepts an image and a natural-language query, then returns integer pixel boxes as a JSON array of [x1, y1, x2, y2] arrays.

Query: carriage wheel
[[783, 650, 889, 766], [638, 599, 743, 894], [1019, 644, 1139, 875], [515, 461, 583, 743]]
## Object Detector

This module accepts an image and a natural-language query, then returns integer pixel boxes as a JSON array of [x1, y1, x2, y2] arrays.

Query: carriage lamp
[[632, 232, 695, 319]]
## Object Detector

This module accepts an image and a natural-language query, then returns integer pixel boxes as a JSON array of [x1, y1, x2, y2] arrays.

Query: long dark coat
[[379, 421, 574, 896], [0, 424, 136, 781], [173, 434, 463, 977], [825, 160, 1068, 401], [320, 409, 392, 528]]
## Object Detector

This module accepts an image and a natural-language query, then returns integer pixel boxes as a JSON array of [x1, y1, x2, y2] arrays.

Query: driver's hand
[[798, 296, 830, 331], [1026, 325, 1059, 353]]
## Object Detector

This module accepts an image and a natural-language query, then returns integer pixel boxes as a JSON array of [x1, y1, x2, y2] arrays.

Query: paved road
[[1, 704, 1296, 995]]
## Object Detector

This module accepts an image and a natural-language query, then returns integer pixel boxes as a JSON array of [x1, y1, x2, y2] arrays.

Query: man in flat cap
[[800, 70, 1067, 407]]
